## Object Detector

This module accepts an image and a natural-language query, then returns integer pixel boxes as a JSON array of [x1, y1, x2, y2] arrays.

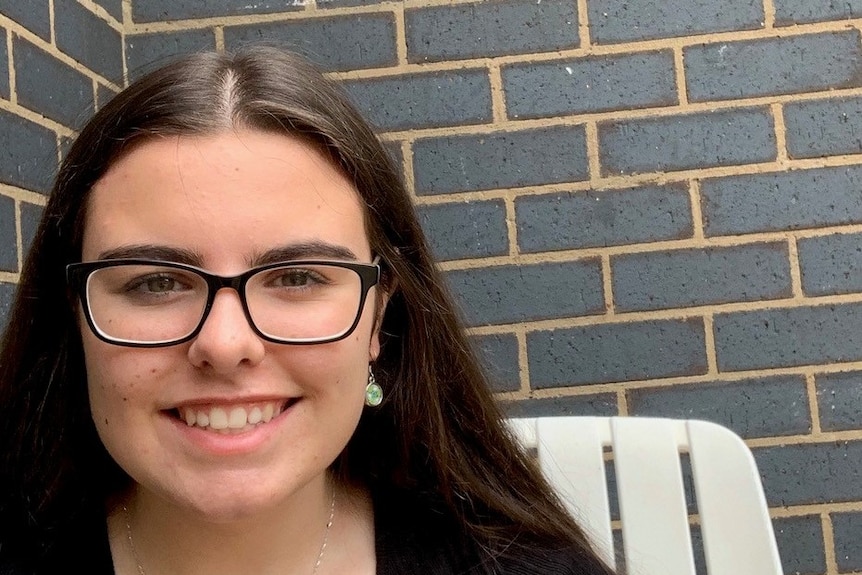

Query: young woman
[[0, 48, 616, 575]]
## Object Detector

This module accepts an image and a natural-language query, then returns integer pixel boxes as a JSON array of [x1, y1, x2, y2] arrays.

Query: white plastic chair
[[506, 416, 783, 575]]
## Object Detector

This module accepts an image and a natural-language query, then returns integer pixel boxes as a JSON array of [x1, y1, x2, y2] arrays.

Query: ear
[[368, 280, 395, 362]]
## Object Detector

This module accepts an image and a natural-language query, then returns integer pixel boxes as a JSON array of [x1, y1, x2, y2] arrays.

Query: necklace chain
[[123, 489, 336, 575]]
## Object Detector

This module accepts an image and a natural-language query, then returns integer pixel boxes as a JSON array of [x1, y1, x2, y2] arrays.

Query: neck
[[111, 477, 336, 575]]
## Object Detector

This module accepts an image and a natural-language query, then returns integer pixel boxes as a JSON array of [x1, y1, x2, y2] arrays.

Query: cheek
[[82, 333, 173, 421]]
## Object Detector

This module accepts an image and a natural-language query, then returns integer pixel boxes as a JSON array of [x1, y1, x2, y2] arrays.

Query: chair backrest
[[506, 416, 783, 575]]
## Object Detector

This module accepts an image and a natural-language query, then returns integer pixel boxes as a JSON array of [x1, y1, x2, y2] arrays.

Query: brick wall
[[2, 1, 862, 573], [0, 0, 120, 322]]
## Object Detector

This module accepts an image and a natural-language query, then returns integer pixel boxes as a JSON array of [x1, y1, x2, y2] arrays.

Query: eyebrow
[[251, 242, 359, 266], [96, 241, 360, 267], [97, 245, 203, 265]]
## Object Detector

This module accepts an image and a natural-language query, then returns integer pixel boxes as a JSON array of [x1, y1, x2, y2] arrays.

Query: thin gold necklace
[[122, 489, 336, 575]]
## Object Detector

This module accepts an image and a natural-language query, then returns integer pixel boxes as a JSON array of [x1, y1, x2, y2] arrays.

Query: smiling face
[[80, 131, 381, 521]]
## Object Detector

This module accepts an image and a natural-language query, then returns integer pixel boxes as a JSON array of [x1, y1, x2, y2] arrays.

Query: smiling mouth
[[173, 400, 295, 434]]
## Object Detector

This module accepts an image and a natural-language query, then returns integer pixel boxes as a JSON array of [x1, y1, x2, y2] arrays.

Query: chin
[[183, 489, 283, 524]]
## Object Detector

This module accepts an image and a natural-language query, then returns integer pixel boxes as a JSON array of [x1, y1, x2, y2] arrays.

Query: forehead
[[81, 131, 370, 266]]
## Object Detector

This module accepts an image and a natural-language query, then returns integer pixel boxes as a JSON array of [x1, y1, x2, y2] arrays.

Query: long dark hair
[[0, 47, 613, 570]]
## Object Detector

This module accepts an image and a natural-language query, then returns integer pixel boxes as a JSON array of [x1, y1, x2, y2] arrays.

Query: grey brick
[[470, 333, 520, 392], [418, 200, 509, 261], [613, 243, 792, 312], [598, 108, 775, 176], [528, 318, 707, 387], [95, 84, 117, 111], [686, 31, 862, 102], [224, 14, 396, 73], [19, 202, 41, 255], [799, 232, 862, 296], [342, 69, 490, 131], [446, 260, 603, 328], [503, 51, 676, 120], [516, 183, 692, 253], [405, 0, 578, 63], [0, 0, 50, 40], [627, 376, 810, 439], [785, 96, 862, 159], [715, 302, 862, 371], [414, 126, 588, 195], [501, 394, 618, 418], [701, 166, 862, 236], [0, 109, 56, 193], [0, 28, 8, 100], [55, 1, 122, 80], [0, 194, 16, 271], [92, 0, 122, 21], [132, 0, 301, 22], [833, 511, 862, 571], [773, 515, 827, 575], [0, 281, 14, 329], [125, 30, 216, 81], [14, 37, 93, 128], [588, 0, 763, 44], [775, 0, 862, 25], [816, 371, 862, 432], [755, 441, 862, 506]]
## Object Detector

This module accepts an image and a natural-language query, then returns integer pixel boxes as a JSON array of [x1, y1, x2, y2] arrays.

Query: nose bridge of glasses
[[208, 273, 246, 294], [201, 273, 254, 326]]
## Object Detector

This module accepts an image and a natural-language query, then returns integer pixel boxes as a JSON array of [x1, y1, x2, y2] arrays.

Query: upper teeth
[[180, 402, 282, 430]]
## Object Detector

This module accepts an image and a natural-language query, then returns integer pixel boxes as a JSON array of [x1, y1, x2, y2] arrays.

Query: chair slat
[[537, 417, 615, 567], [687, 420, 783, 574], [612, 418, 696, 575]]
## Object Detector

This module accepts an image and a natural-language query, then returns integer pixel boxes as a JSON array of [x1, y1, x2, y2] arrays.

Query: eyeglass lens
[[84, 263, 366, 345]]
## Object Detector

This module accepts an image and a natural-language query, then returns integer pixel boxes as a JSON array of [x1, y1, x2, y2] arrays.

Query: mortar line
[[489, 63, 507, 124], [805, 371, 822, 435], [673, 46, 688, 106], [822, 512, 839, 575], [48, 0, 56, 46], [516, 327, 531, 394], [763, 0, 776, 28], [601, 253, 615, 316], [504, 195, 519, 256], [7, 27, 16, 105], [788, 235, 804, 299], [394, 2, 407, 65], [576, 0, 591, 49], [214, 26, 225, 52], [704, 314, 718, 375], [772, 102, 789, 164], [688, 179, 705, 240], [616, 389, 628, 416]]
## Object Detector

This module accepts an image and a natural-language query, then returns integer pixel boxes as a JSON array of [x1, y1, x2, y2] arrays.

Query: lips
[[175, 400, 293, 434]]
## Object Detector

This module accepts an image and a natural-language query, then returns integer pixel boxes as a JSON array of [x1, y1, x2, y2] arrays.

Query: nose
[[187, 288, 265, 372]]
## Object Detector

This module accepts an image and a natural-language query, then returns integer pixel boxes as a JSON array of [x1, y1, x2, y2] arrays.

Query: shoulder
[[373, 490, 613, 575], [375, 490, 481, 575]]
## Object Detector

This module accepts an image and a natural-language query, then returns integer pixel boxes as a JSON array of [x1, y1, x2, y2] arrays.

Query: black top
[[1, 494, 609, 575]]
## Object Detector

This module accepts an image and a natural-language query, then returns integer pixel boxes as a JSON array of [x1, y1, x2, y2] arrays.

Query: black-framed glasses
[[66, 258, 381, 348]]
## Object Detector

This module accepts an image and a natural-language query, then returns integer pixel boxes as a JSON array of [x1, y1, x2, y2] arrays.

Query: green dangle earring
[[365, 365, 383, 407]]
